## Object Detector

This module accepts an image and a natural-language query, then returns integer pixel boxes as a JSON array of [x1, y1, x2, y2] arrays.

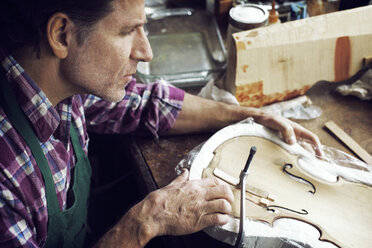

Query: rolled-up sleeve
[[82, 79, 185, 137]]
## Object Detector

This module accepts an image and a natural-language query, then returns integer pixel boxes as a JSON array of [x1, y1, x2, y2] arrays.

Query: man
[[0, 0, 321, 247]]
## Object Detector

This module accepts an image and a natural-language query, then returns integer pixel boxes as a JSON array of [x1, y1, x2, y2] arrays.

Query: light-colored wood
[[202, 136, 372, 248], [214, 167, 239, 185], [324, 121, 372, 165], [214, 168, 270, 198], [224, 6, 372, 107]]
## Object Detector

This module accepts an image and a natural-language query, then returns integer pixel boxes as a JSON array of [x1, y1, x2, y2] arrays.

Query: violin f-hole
[[283, 163, 316, 194], [267, 205, 309, 215]]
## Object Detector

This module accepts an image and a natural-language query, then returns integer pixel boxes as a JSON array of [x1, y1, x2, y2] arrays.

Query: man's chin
[[99, 90, 126, 103]]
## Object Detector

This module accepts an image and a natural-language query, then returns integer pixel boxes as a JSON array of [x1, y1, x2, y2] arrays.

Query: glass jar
[[226, 4, 268, 49]]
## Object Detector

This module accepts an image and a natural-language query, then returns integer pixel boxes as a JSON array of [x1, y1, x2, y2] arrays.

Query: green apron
[[0, 71, 91, 248]]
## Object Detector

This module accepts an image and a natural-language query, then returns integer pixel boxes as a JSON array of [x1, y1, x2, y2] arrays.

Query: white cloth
[[336, 69, 372, 100]]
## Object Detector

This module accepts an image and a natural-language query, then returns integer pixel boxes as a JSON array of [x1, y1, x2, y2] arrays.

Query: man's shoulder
[[0, 111, 46, 247], [0, 107, 38, 181], [0, 106, 46, 215]]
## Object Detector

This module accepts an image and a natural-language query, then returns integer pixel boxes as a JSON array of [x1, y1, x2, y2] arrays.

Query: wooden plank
[[224, 5, 372, 107], [324, 121, 372, 165]]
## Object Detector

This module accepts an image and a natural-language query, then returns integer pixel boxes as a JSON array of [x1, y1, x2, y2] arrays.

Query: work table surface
[[131, 75, 372, 189]]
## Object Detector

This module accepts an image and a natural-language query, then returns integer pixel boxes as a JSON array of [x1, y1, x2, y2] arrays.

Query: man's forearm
[[168, 93, 266, 135]]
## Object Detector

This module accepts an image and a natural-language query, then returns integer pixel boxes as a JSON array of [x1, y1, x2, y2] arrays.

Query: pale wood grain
[[225, 5, 372, 107]]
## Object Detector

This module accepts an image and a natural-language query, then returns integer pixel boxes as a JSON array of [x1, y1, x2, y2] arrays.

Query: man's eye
[[121, 28, 136, 36]]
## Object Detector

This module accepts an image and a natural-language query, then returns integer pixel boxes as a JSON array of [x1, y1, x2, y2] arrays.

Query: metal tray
[[136, 9, 227, 88]]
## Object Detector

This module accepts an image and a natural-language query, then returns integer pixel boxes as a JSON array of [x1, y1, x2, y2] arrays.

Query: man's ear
[[46, 13, 75, 59]]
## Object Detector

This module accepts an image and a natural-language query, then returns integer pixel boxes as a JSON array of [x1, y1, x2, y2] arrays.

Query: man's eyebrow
[[122, 19, 148, 31]]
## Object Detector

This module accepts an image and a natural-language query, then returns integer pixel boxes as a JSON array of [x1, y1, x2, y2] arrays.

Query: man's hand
[[95, 169, 234, 248], [135, 169, 234, 237], [254, 111, 323, 158]]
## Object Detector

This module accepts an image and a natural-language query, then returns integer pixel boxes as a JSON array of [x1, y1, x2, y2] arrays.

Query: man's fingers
[[195, 177, 225, 188], [201, 213, 231, 227], [259, 116, 325, 159], [282, 125, 297, 145], [170, 169, 189, 185], [259, 116, 297, 144], [269, 117, 324, 158], [274, 118, 297, 144], [203, 199, 232, 214], [205, 183, 234, 204], [291, 121, 324, 158], [195, 177, 234, 204], [154, 171, 236, 236]]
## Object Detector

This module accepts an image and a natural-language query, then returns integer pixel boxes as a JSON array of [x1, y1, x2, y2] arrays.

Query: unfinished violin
[[190, 122, 372, 248]]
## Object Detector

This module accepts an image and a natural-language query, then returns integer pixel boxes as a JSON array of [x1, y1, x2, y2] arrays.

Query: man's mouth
[[123, 75, 133, 82]]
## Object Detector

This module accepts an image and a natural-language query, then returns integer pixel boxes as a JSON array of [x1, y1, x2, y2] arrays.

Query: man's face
[[61, 0, 153, 102]]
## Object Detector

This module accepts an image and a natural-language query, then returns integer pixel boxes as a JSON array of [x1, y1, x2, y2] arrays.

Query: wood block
[[259, 197, 271, 207], [213, 167, 239, 185], [224, 6, 372, 107], [324, 121, 372, 165]]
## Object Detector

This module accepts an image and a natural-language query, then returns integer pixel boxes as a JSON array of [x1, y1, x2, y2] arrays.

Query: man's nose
[[131, 27, 153, 62]]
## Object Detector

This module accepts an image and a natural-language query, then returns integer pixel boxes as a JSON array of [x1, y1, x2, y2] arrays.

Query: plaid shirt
[[0, 50, 184, 247]]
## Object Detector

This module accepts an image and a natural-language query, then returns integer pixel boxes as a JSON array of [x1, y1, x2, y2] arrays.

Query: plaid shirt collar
[[0, 49, 72, 144]]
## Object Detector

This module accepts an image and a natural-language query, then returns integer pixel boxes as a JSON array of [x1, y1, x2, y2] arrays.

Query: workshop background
[[87, 0, 372, 247]]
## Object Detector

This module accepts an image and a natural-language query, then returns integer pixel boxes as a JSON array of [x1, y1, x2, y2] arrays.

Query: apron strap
[[70, 124, 83, 160], [0, 71, 60, 214]]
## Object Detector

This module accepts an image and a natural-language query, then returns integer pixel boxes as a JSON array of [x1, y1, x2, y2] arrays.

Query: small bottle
[[268, 0, 281, 25]]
